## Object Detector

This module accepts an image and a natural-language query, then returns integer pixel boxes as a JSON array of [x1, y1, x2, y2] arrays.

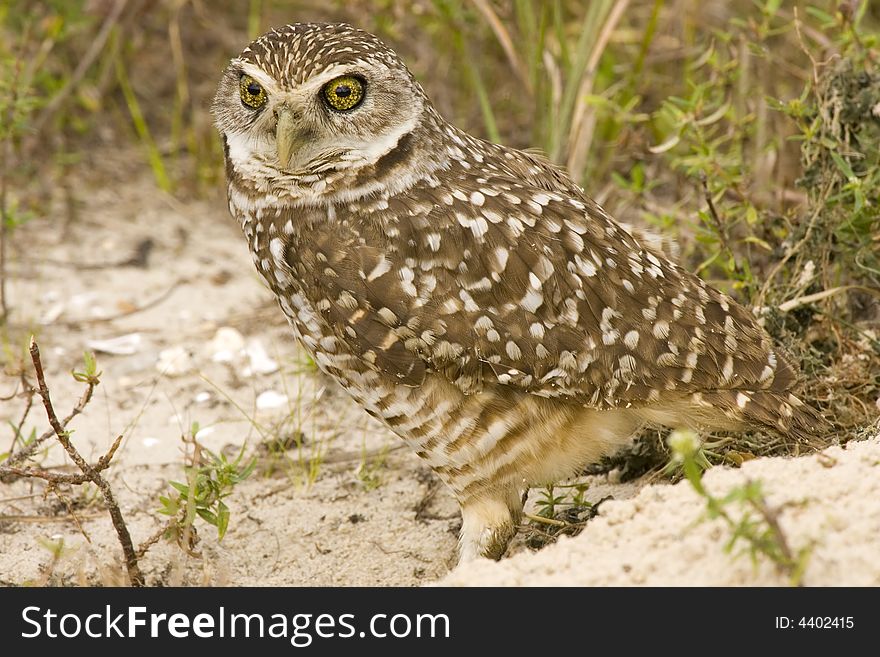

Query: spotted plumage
[[214, 23, 823, 561]]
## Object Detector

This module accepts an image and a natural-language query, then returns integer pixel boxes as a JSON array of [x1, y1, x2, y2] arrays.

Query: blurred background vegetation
[[1, 0, 878, 445]]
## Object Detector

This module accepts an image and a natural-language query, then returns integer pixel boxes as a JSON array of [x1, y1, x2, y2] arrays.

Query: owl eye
[[239, 74, 267, 109], [322, 75, 365, 112]]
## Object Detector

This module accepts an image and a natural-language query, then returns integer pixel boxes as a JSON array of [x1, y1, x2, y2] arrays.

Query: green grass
[[198, 359, 332, 490]]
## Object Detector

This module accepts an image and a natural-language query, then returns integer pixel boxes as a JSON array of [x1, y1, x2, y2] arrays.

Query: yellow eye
[[322, 76, 365, 111], [239, 74, 267, 109]]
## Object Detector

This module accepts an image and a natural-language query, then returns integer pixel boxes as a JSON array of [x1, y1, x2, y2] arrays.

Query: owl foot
[[458, 493, 522, 562]]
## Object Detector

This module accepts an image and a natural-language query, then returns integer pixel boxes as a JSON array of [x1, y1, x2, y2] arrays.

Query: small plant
[[31, 537, 71, 587], [276, 354, 330, 487], [1, 340, 259, 585], [200, 347, 330, 488], [533, 483, 567, 520], [0, 3, 118, 323], [668, 429, 811, 586], [428, 0, 633, 184], [156, 423, 255, 548], [355, 441, 389, 491], [524, 482, 605, 550]]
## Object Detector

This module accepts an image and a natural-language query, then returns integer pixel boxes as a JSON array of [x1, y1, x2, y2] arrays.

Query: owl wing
[[307, 171, 795, 412]]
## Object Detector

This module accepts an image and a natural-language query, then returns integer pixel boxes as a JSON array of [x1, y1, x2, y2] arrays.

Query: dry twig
[[0, 338, 144, 586], [6, 360, 99, 467]]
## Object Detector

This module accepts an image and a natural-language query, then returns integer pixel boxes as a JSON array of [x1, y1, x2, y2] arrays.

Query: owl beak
[[275, 106, 302, 169]]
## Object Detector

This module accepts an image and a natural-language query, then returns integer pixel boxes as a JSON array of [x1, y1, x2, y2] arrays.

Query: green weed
[[157, 422, 256, 547], [524, 481, 603, 550], [355, 439, 389, 491], [668, 429, 811, 586]]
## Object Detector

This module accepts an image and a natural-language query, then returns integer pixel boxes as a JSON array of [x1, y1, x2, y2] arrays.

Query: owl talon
[[459, 494, 521, 562]]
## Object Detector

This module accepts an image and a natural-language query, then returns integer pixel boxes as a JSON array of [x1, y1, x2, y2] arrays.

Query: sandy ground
[[444, 435, 880, 586], [1, 170, 877, 586]]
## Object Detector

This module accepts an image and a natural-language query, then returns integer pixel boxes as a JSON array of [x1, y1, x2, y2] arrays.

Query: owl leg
[[458, 488, 523, 562]]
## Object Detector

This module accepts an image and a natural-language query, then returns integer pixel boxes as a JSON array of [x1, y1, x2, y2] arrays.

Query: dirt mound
[[442, 435, 880, 586]]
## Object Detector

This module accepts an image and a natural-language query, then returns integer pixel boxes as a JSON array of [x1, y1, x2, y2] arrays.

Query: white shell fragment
[[243, 339, 279, 376], [156, 346, 195, 376], [208, 326, 246, 363], [40, 301, 66, 325], [87, 333, 143, 356], [204, 327, 277, 376], [194, 426, 215, 440], [256, 390, 288, 410]]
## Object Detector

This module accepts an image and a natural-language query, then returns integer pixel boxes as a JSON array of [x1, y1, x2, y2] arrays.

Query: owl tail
[[698, 389, 830, 445]]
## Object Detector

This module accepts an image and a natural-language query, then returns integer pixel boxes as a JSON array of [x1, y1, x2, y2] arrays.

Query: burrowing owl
[[213, 23, 821, 561]]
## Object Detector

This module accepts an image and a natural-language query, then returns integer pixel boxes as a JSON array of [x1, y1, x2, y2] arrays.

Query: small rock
[[256, 390, 288, 410], [156, 346, 194, 376], [195, 426, 215, 440], [40, 301, 66, 325], [87, 333, 143, 356], [244, 339, 279, 376], [207, 327, 246, 363]]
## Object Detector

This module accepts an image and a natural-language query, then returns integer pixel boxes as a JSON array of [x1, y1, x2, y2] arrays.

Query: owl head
[[212, 23, 428, 181]]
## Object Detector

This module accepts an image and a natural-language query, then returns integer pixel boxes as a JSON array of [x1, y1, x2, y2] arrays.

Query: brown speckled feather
[[265, 153, 811, 435]]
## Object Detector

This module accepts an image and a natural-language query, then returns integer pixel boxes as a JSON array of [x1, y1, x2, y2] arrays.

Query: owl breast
[[231, 191, 424, 425]]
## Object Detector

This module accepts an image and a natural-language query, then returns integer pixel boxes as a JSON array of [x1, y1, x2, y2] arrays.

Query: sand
[[443, 435, 880, 586]]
